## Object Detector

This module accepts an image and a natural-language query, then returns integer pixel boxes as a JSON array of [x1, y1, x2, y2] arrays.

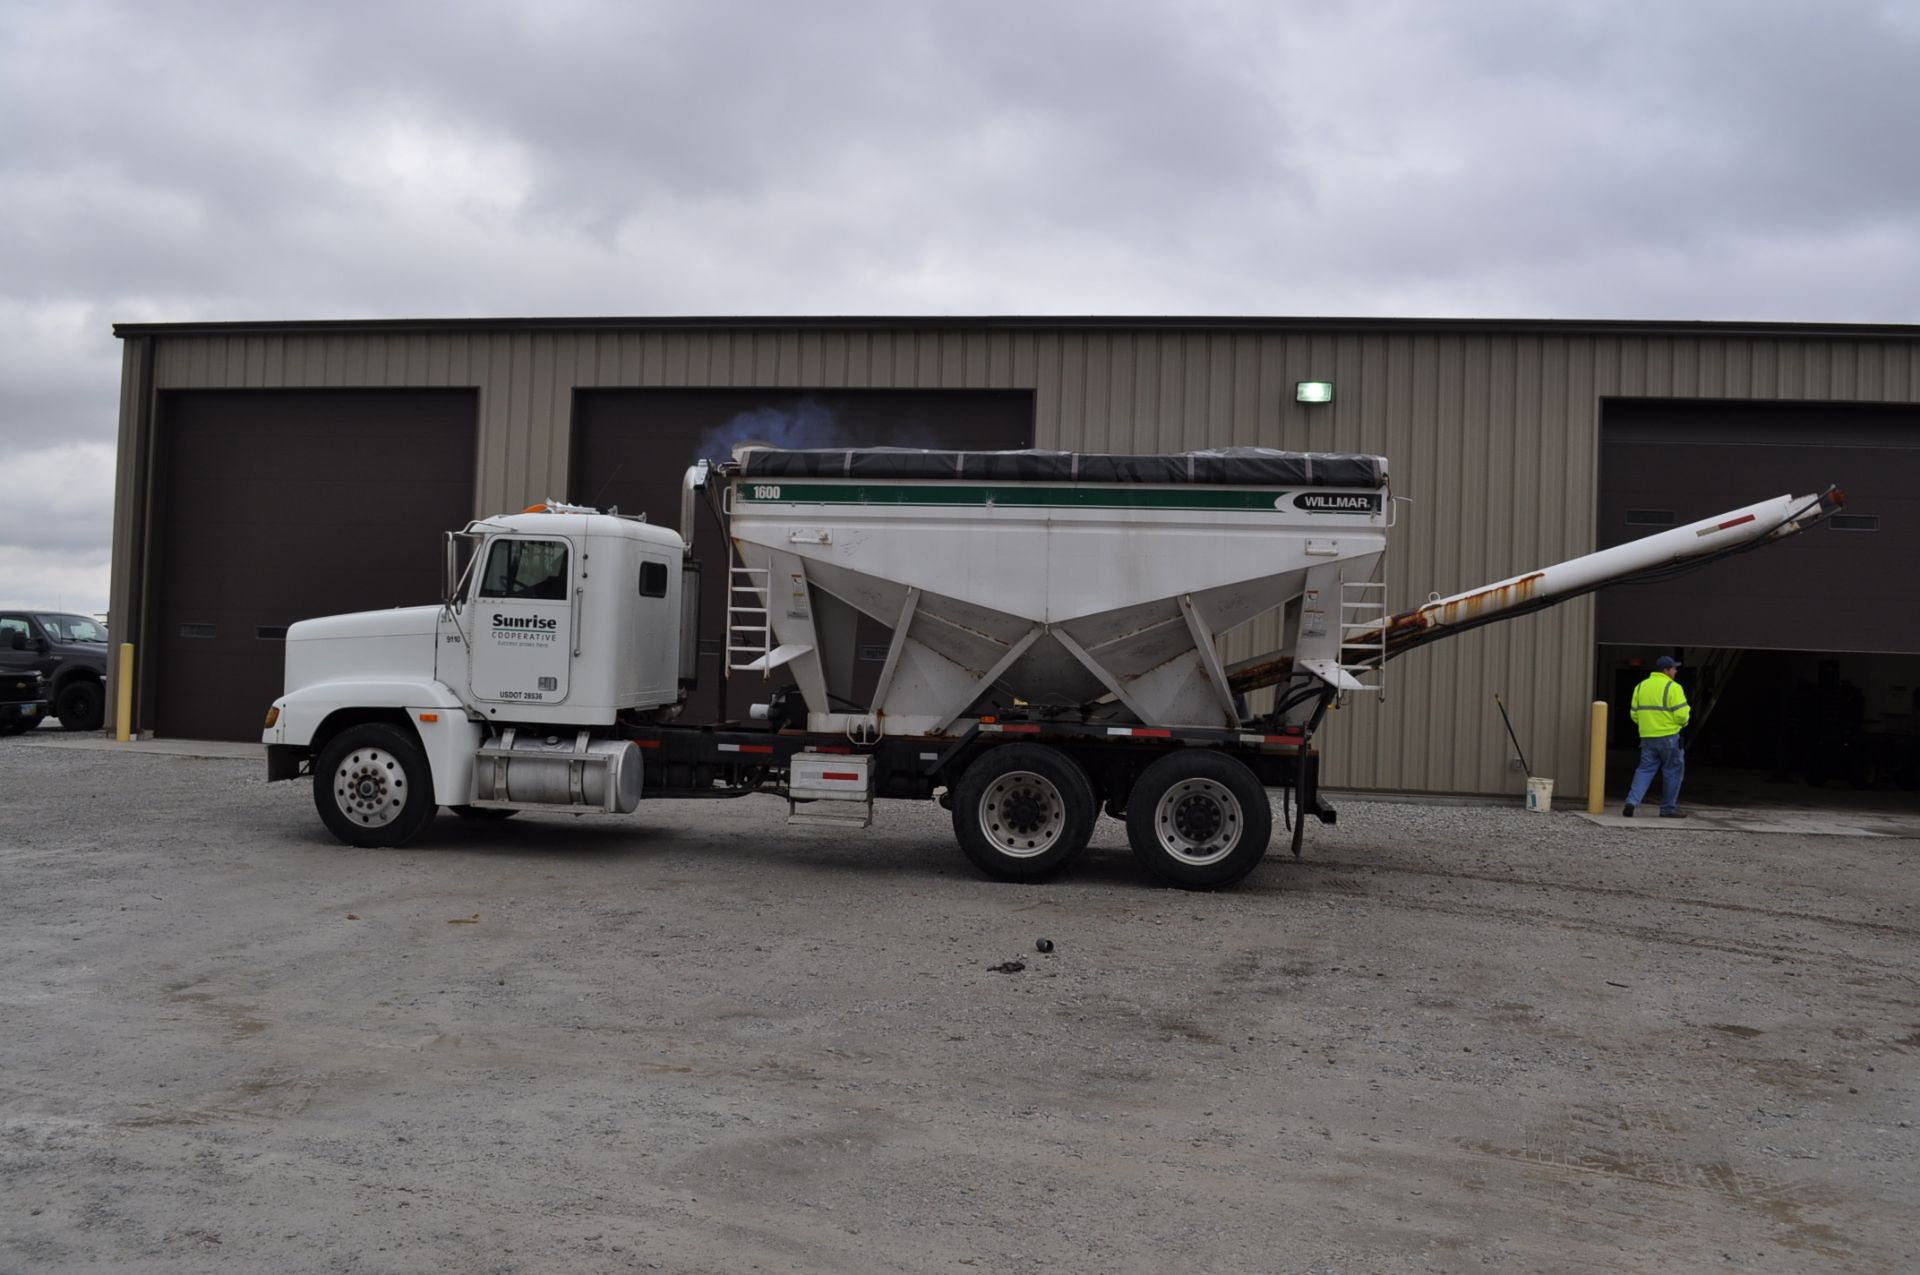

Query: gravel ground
[[1, 737, 1915, 1274]]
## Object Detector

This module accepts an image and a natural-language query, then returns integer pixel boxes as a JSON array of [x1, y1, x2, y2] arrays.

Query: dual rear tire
[[1124, 750, 1272, 890], [951, 743, 1098, 882], [951, 743, 1273, 889]]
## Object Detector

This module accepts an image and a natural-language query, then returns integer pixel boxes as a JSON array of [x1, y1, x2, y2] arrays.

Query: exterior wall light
[[1295, 381, 1333, 404]]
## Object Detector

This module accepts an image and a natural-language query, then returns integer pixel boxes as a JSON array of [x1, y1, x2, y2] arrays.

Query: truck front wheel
[[1126, 751, 1272, 889], [315, 724, 437, 848], [951, 743, 1097, 882]]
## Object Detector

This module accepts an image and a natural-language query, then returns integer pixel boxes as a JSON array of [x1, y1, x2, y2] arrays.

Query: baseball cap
[[1654, 655, 1681, 671]]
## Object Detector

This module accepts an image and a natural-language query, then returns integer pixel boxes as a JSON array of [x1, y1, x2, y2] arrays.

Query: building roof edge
[[111, 314, 1920, 341]]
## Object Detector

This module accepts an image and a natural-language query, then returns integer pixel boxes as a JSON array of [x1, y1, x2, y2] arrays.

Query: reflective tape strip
[[1698, 513, 1756, 536]]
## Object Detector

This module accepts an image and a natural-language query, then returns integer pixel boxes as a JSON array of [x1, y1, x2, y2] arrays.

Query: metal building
[[108, 317, 1920, 798]]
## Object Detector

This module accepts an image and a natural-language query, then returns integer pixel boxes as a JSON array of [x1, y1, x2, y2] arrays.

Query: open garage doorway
[[1598, 646, 1920, 809], [1596, 398, 1920, 810]]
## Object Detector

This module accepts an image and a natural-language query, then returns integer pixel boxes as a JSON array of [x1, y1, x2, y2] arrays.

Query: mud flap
[[266, 744, 309, 783]]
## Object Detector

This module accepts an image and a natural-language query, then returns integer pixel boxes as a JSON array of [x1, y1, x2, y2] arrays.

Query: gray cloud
[[3, 0, 1917, 612]]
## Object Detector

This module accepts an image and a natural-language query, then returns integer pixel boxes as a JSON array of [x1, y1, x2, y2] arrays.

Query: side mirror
[[7, 631, 23, 651], [444, 533, 461, 608], [36, 635, 50, 655]]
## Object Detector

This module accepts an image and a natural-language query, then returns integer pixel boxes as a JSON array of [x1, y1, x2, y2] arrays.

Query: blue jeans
[[1626, 734, 1684, 813]]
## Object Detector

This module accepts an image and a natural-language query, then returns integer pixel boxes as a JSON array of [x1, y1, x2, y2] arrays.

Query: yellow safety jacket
[[1629, 672, 1691, 739]]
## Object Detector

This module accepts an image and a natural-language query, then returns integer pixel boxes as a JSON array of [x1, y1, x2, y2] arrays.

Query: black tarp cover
[[734, 447, 1387, 488]]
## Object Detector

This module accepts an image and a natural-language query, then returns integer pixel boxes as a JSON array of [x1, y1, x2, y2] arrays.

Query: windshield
[[37, 614, 108, 643]]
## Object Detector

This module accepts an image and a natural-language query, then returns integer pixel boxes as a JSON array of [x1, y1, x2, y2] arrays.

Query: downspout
[[129, 335, 158, 736]]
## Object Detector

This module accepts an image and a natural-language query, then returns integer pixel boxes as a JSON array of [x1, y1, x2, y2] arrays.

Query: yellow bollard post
[[115, 643, 135, 742], [1587, 699, 1607, 814]]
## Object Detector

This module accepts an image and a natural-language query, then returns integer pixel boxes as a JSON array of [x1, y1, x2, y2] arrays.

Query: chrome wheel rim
[[1153, 778, 1242, 866], [335, 747, 408, 827], [978, 770, 1067, 858]]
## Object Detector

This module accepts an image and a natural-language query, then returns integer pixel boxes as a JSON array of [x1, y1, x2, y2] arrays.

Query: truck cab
[[264, 509, 690, 843]]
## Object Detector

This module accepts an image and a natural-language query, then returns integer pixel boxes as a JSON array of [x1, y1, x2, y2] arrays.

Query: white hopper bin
[[723, 447, 1392, 735]]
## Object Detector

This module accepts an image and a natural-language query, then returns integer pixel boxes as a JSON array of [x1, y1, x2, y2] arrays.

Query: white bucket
[[1525, 776, 1554, 812]]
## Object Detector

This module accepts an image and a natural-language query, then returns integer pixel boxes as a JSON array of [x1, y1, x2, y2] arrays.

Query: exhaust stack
[[679, 460, 711, 553]]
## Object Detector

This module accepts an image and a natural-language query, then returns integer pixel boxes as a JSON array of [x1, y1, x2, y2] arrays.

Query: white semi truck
[[263, 446, 1841, 888]]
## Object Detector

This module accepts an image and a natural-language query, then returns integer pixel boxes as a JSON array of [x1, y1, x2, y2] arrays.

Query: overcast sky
[[3, 0, 1916, 616]]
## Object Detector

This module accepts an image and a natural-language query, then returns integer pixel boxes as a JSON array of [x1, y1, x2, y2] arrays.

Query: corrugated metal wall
[[114, 322, 1920, 795]]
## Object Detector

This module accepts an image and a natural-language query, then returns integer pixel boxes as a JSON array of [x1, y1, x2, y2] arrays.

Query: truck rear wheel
[[57, 681, 104, 732], [315, 724, 437, 848], [951, 743, 1097, 882], [1126, 751, 1272, 889]]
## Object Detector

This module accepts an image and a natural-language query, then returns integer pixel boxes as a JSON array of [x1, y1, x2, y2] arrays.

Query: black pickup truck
[[0, 612, 108, 731]]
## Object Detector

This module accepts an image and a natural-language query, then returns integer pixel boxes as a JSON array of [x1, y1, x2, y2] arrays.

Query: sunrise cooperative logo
[[492, 613, 558, 641]]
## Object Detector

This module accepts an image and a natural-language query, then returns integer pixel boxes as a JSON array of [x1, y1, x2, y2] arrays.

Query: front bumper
[[5, 699, 49, 727]]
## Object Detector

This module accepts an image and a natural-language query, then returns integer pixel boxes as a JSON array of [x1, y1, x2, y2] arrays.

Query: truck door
[[468, 536, 573, 707], [0, 614, 38, 678]]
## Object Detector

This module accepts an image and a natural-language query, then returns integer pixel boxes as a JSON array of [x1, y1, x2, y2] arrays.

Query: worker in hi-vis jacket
[[1623, 655, 1691, 818]]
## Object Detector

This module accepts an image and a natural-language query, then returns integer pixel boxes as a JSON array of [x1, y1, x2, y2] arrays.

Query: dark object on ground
[[988, 960, 1026, 974], [1035, 938, 1054, 954]]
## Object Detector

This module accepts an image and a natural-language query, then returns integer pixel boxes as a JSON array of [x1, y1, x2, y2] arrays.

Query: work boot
[[1660, 809, 1688, 818], [1621, 803, 1635, 817]]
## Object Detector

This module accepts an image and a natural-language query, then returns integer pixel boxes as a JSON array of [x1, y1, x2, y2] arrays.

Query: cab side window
[[478, 540, 569, 601], [639, 560, 669, 598]]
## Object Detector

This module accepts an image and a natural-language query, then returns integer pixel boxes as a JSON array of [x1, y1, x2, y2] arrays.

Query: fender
[[265, 678, 481, 805]]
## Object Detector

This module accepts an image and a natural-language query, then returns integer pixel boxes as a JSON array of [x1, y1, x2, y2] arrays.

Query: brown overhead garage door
[[147, 390, 477, 740], [572, 389, 1033, 722], [1597, 400, 1920, 654]]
